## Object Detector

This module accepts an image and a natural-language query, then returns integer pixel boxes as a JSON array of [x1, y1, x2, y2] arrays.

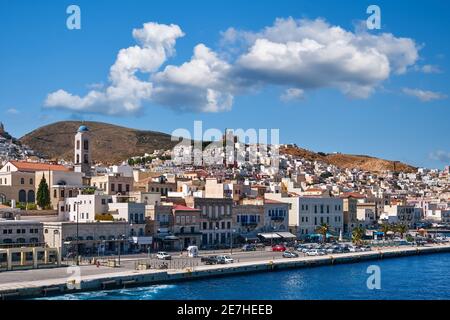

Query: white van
[[187, 246, 199, 257]]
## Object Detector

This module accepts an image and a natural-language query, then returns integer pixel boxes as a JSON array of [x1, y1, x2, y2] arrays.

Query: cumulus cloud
[[402, 88, 447, 102], [152, 44, 234, 112], [429, 150, 450, 163], [45, 17, 422, 115], [280, 88, 304, 102], [231, 18, 418, 98], [45, 22, 184, 115]]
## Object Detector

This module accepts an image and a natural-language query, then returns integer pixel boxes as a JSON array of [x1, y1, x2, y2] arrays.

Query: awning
[[164, 235, 179, 241], [276, 232, 297, 239], [258, 233, 282, 239], [131, 236, 153, 245]]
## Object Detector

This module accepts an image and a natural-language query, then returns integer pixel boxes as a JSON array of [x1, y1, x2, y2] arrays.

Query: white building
[[265, 193, 343, 237]]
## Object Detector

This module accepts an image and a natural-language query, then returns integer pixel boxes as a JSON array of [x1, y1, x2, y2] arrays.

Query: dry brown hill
[[19, 121, 180, 165], [19, 121, 417, 172], [280, 146, 416, 173]]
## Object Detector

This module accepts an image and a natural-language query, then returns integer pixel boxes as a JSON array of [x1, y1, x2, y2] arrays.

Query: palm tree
[[352, 226, 365, 245], [316, 223, 330, 243], [395, 223, 408, 239], [380, 223, 390, 240]]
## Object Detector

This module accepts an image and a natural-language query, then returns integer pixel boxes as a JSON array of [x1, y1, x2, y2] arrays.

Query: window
[[29, 178, 33, 184], [111, 183, 115, 192], [126, 184, 130, 192], [21, 178, 24, 185], [76, 140, 80, 150], [83, 140, 89, 150]]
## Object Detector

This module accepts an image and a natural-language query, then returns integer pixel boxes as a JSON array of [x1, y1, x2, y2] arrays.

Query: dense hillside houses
[[0, 122, 38, 164], [0, 124, 448, 257]]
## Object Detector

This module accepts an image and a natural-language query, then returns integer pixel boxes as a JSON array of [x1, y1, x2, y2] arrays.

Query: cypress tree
[[36, 174, 50, 209]]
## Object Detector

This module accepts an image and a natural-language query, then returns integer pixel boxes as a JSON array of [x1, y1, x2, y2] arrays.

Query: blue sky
[[0, 0, 449, 169]]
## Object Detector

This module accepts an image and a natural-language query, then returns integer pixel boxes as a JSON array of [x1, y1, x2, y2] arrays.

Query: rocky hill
[[19, 121, 417, 172], [19, 121, 180, 165], [280, 146, 416, 173]]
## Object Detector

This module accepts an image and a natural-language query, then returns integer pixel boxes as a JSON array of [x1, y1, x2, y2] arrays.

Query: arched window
[[18, 190, 26, 203], [29, 178, 33, 185], [76, 140, 80, 150], [76, 154, 80, 164], [27, 190, 35, 203], [44, 229, 48, 233], [83, 140, 89, 150]]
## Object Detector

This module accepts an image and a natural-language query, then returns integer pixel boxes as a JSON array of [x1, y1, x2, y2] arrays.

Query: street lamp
[[117, 233, 125, 266], [230, 229, 236, 254], [75, 201, 81, 266]]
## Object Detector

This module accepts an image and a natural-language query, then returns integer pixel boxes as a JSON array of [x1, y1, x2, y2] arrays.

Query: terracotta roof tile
[[9, 161, 70, 172]]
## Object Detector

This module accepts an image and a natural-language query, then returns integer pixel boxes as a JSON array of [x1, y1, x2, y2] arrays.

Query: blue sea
[[41, 253, 450, 300]]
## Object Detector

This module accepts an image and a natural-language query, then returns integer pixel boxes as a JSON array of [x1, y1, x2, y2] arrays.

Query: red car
[[272, 244, 287, 252]]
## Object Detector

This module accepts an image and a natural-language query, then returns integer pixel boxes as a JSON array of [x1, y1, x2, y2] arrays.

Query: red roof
[[340, 192, 366, 199], [173, 205, 200, 212], [264, 199, 287, 204], [9, 161, 70, 172]]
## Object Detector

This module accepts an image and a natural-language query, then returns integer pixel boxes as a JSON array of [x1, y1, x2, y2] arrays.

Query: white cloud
[[5, 108, 19, 114], [429, 150, 450, 163], [420, 64, 442, 74], [152, 44, 234, 112], [45, 22, 184, 115], [280, 88, 304, 102], [402, 88, 447, 102], [232, 18, 418, 98], [44, 17, 421, 115]]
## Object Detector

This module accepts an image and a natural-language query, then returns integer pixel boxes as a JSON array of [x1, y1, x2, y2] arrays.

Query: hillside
[[19, 121, 417, 172], [19, 121, 180, 165], [280, 146, 416, 173]]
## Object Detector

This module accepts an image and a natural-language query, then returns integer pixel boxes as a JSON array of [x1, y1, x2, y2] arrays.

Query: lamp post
[[230, 229, 236, 255], [75, 201, 81, 266]]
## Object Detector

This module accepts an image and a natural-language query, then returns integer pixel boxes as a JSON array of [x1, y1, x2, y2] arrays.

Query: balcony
[[270, 216, 285, 222]]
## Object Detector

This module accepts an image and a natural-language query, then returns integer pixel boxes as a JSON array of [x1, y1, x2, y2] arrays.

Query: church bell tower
[[74, 125, 92, 177]]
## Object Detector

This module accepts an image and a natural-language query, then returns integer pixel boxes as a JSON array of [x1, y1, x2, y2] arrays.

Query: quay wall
[[1, 244, 450, 300]]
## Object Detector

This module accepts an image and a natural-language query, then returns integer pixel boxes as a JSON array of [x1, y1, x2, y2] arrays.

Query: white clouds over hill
[[45, 18, 421, 115]]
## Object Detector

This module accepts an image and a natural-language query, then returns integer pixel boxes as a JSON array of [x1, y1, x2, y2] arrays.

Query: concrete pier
[[1, 244, 450, 300]]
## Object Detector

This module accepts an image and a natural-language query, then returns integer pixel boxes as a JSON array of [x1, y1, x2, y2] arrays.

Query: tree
[[395, 223, 408, 239], [316, 223, 330, 243], [36, 174, 50, 209], [380, 223, 390, 240], [352, 226, 365, 245]]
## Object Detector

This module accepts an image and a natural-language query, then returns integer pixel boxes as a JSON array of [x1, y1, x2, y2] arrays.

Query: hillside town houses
[[0, 124, 449, 258]]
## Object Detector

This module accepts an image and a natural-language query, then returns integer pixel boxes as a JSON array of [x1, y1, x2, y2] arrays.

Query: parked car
[[156, 252, 172, 260], [242, 244, 256, 251], [306, 249, 320, 256], [282, 251, 299, 258], [272, 244, 287, 252], [216, 255, 234, 264], [201, 255, 219, 265]]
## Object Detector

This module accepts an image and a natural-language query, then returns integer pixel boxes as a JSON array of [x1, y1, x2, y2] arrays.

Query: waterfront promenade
[[1, 243, 450, 299]]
